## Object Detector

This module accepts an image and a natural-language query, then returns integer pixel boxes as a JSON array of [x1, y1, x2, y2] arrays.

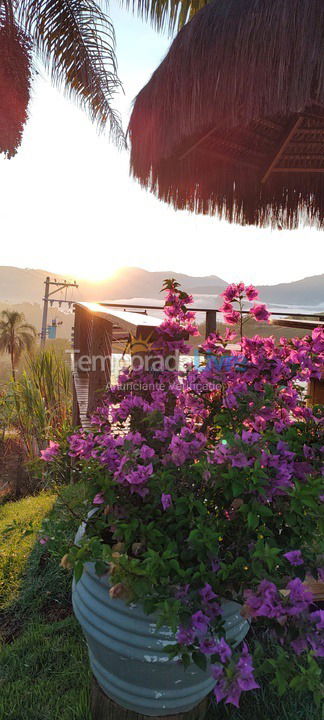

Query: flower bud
[[109, 583, 127, 599], [240, 604, 251, 619], [108, 562, 118, 576], [60, 554, 72, 570], [112, 542, 125, 553]]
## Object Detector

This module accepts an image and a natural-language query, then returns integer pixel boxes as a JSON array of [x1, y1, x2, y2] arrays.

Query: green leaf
[[74, 560, 84, 583], [247, 512, 258, 530], [192, 651, 207, 672], [182, 653, 191, 669], [95, 560, 107, 576]]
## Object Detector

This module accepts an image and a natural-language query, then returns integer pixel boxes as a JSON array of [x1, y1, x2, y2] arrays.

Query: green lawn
[[0, 487, 320, 720]]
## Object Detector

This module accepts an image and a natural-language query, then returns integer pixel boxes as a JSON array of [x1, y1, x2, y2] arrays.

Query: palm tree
[[0, 0, 125, 156], [0, 310, 36, 380], [0, 0, 202, 158]]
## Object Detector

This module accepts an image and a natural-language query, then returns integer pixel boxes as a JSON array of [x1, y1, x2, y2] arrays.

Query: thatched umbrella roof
[[129, 0, 324, 228]]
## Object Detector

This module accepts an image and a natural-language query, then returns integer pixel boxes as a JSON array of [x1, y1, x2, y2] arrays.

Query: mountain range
[[0, 266, 323, 340], [1, 265, 323, 306]]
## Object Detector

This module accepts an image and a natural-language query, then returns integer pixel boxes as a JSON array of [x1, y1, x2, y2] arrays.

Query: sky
[[0, 5, 323, 286]]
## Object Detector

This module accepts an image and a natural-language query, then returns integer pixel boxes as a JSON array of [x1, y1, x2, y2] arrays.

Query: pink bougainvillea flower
[[199, 637, 220, 655], [283, 550, 304, 566], [220, 284, 238, 302], [214, 637, 232, 663], [219, 301, 234, 314], [245, 285, 259, 302], [139, 444, 155, 460], [191, 610, 210, 635], [93, 492, 105, 505], [40, 441, 60, 461], [199, 583, 217, 603], [250, 304, 271, 323], [161, 493, 172, 510], [223, 309, 241, 325], [176, 624, 195, 645]]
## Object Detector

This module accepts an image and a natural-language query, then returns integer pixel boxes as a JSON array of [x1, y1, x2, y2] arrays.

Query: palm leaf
[[0, 6, 32, 157], [18, 323, 37, 336], [19, 0, 125, 144], [122, 0, 210, 33]]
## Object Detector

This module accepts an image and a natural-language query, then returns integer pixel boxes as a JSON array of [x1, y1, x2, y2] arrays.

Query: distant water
[[109, 296, 324, 318], [267, 303, 324, 315]]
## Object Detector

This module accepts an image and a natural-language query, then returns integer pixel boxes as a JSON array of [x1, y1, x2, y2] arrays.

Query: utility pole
[[40, 277, 78, 347], [41, 276, 50, 347]]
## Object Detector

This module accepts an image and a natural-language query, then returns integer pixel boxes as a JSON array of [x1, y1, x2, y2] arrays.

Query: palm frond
[[19, 323, 37, 336], [122, 0, 209, 33], [19, 0, 125, 145], [0, 7, 32, 157], [1, 309, 25, 325], [17, 331, 36, 352]]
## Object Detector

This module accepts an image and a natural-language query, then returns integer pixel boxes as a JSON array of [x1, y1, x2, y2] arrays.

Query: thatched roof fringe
[[146, 153, 324, 228]]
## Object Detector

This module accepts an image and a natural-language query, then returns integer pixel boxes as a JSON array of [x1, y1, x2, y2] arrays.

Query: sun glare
[[74, 262, 122, 284]]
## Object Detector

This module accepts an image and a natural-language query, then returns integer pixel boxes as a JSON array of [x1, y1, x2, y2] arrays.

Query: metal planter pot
[[72, 561, 249, 716]]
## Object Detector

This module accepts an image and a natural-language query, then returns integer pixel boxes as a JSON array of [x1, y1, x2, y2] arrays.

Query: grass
[[0, 484, 91, 719], [0, 619, 91, 720], [0, 486, 320, 720], [0, 491, 56, 610]]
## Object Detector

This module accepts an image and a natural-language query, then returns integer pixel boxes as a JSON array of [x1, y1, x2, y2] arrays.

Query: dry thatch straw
[[129, 0, 324, 228]]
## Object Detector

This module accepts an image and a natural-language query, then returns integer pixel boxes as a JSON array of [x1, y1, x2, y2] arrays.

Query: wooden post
[[73, 304, 91, 376], [91, 677, 209, 720], [87, 318, 112, 415], [205, 310, 217, 339], [307, 369, 324, 407]]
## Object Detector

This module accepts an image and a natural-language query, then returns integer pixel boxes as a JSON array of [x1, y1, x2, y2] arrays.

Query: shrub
[[42, 281, 324, 709]]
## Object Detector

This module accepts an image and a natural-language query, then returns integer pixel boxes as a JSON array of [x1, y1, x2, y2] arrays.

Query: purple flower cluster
[[40, 441, 60, 461], [167, 427, 206, 466], [211, 643, 259, 707], [176, 584, 222, 650], [244, 578, 313, 622], [219, 283, 270, 326]]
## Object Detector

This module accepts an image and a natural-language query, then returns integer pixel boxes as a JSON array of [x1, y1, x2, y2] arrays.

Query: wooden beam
[[271, 167, 324, 173], [291, 128, 324, 135], [198, 147, 260, 170], [272, 319, 324, 330], [284, 154, 324, 161], [75, 302, 161, 336], [261, 116, 303, 184], [181, 140, 262, 169], [179, 126, 218, 160]]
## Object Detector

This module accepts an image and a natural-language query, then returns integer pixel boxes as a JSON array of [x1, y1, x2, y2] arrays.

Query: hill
[[1, 265, 323, 306], [0, 266, 228, 304], [0, 267, 322, 341], [257, 275, 324, 307]]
